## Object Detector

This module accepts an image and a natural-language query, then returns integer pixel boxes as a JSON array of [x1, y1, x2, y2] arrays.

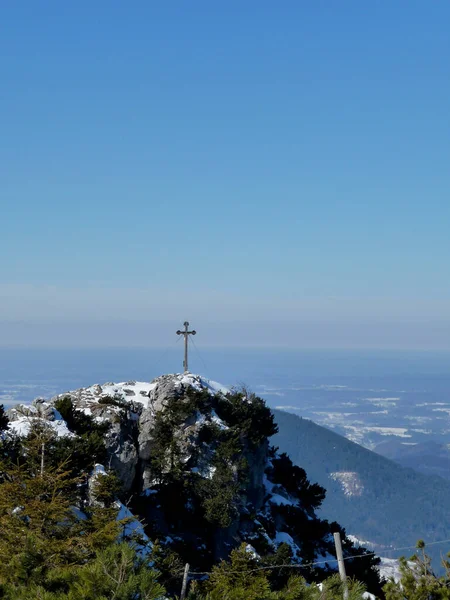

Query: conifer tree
[[384, 541, 450, 600], [204, 543, 274, 600], [0, 423, 121, 594]]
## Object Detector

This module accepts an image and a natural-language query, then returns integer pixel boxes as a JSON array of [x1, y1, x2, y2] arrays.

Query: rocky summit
[[6, 373, 380, 588]]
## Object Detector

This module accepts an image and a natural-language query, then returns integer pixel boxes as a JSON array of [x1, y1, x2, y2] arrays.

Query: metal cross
[[176, 321, 196, 373]]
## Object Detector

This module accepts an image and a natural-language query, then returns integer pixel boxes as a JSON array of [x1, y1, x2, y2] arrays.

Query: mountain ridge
[[5, 372, 382, 592], [273, 408, 450, 567]]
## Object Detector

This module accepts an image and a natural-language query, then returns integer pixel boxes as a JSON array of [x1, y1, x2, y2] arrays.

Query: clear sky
[[2, 1, 450, 349]]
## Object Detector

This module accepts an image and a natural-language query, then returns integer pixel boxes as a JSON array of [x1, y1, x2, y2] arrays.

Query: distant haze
[[2, 3, 450, 350], [2, 316, 450, 352]]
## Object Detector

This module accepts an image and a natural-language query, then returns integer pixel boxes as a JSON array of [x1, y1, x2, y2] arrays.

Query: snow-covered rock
[[7, 399, 73, 438], [6, 371, 377, 584]]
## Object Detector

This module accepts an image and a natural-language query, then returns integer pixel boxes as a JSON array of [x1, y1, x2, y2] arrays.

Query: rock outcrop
[[6, 372, 380, 583]]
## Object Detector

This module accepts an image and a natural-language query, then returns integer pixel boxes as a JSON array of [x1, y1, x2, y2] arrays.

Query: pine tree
[[70, 543, 165, 600], [204, 543, 274, 600], [1, 544, 165, 600], [384, 541, 450, 600], [0, 424, 121, 594]]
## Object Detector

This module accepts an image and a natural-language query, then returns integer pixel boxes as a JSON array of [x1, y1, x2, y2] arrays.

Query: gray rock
[[149, 375, 184, 412], [137, 407, 155, 463], [32, 399, 57, 421], [105, 420, 138, 492]]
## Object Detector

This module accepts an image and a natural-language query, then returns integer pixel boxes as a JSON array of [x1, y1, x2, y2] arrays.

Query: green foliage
[[196, 544, 368, 600], [50, 398, 110, 474], [54, 396, 109, 436], [316, 573, 368, 600], [269, 453, 326, 510], [145, 387, 268, 543], [0, 543, 165, 600], [90, 470, 122, 507], [199, 463, 240, 528], [149, 540, 186, 593], [216, 388, 278, 447], [204, 543, 274, 600], [384, 541, 450, 600], [149, 389, 213, 483], [0, 457, 120, 592], [97, 394, 128, 409], [67, 542, 165, 600]]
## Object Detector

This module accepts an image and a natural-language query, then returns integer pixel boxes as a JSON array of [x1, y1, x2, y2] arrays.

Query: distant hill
[[374, 439, 450, 481], [273, 409, 450, 564]]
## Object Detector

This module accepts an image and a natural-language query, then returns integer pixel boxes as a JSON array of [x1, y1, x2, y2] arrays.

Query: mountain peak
[[5, 373, 380, 589]]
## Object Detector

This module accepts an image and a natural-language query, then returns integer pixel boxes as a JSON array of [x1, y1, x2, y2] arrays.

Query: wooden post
[[333, 532, 349, 600], [40, 442, 45, 477], [180, 562, 190, 600]]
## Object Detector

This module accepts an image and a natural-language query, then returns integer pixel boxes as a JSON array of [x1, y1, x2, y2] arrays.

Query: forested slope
[[273, 409, 450, 563]]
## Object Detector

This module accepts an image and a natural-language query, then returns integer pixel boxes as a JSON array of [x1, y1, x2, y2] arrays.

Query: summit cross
[[176, 321, 196, 373]]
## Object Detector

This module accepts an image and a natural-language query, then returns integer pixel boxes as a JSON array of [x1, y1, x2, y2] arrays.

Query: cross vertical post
[[176, 321, 197, 373]]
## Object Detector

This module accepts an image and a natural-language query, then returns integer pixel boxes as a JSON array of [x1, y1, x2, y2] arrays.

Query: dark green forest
[[273, 409, 450, 566]]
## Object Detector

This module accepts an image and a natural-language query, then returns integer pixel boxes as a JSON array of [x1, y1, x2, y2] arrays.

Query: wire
[[189, 335, 209, 376], [186, 537, 450, 577], [152, 334, 183, 374]]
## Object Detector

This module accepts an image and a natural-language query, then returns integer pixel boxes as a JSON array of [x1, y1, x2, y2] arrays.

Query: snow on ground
[[92, 464, 153, 556], [244, 543, 260, 559], [269, 493, 296, 506], [417, 402, 450, 407], [378, 557, 403, 582], [178, 372, 230, 395], [274, 531, 294, 546], [342, 425, 412, 447], [191, 465, 217, 479], [264, 474, 297, 506], [365, 427, 411, 437], [10, 374, 230, 429], [200, 377, 230, 395], [273, 531, 302, 559], [275, 405, 303, 412], [98, 381, 157, 409], [330, 472, 364, 497], [364, 397, 400, 403], [116, 501, 153, 556], [98, 374, 229, 410], [194, 409, 228, 431], [7, 403, 73, 438]]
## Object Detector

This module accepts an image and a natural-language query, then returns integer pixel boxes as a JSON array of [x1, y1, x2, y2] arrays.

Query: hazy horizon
[[2, 318, 450, 351]]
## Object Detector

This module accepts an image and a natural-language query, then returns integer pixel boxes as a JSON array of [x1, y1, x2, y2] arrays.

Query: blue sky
[[2, 1, 450, 348]]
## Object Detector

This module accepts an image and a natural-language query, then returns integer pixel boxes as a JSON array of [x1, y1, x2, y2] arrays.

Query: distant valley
[[261, 375, 450, 480], [273, 409, 450, 568]]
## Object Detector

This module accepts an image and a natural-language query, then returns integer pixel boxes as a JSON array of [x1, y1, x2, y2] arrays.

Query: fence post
[[180, 562, 190, 600], [333, 532, 349, 600]]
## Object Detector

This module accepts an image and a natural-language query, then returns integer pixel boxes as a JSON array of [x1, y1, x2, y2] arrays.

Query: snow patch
[[8, 411, 73, 439], [91, 464, 153, 557], [330, 472, 364, 497]]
